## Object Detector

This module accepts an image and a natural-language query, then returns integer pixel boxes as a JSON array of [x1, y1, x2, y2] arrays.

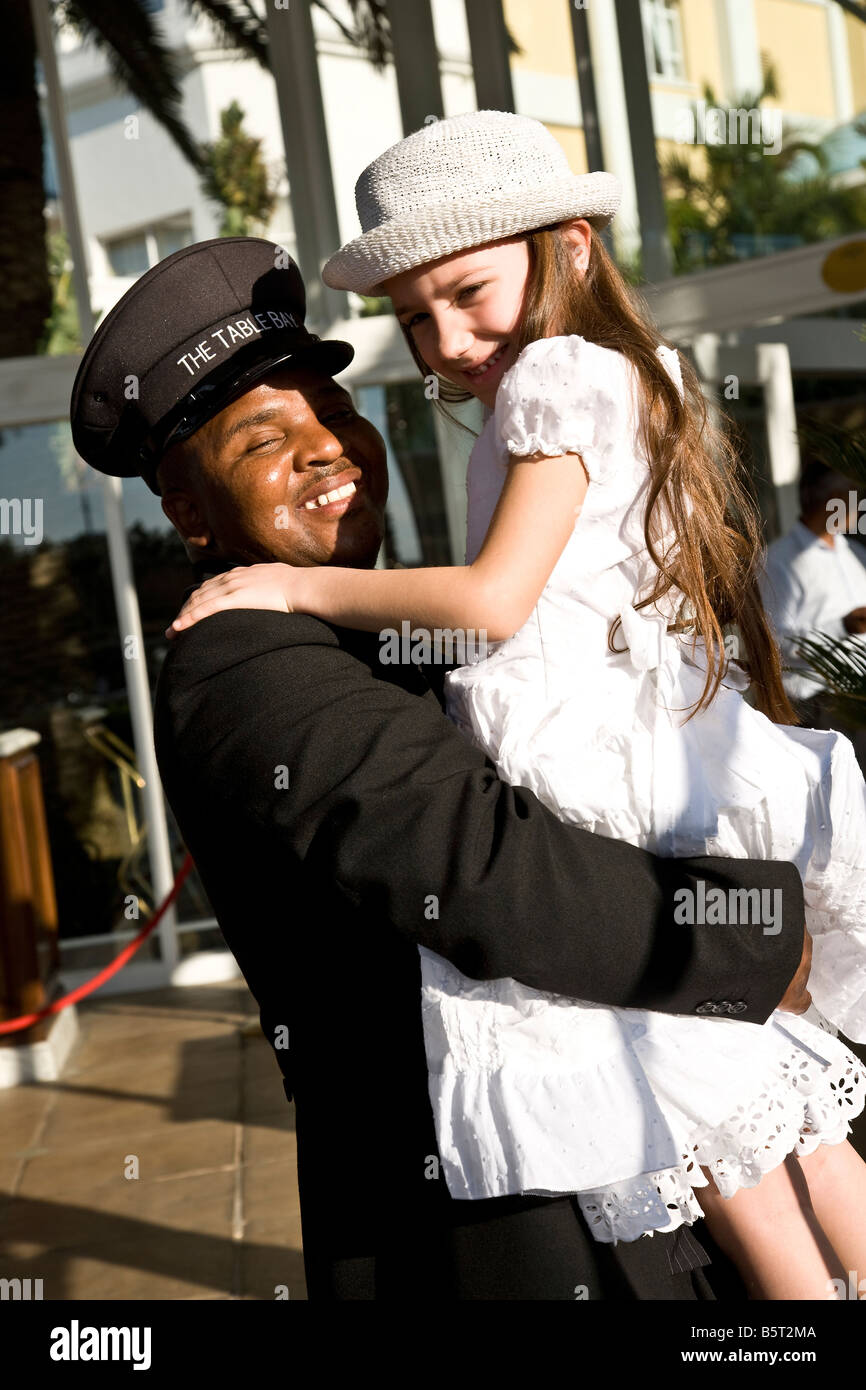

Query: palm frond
[[58, 0, 204, 168], [797, 416, 866, 489], [314, 0, 391, 68], [832, 0, 866, 26], [796, 633, 866, 726], [184, 0, 269, 66]]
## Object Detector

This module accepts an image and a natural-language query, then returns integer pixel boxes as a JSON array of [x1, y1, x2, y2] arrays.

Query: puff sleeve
[[494, 335, 684, 483]]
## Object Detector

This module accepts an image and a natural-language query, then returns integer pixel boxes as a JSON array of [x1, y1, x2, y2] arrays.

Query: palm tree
[[661, 62, 866, 274], [2, 0, 389, 358], [200, 99, 278, 237]]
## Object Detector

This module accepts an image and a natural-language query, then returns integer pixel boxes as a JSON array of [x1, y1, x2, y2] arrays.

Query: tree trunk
[[0, 0, 52, 358]]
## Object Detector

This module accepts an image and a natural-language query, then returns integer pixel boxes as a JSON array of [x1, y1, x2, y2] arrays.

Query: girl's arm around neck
[[294, 450, 590, 643]]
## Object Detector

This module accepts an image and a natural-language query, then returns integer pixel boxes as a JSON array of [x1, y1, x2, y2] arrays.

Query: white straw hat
[[322, 110, 621, 296]]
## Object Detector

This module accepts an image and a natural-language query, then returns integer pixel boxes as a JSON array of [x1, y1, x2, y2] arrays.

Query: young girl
[[169, 112, 866, 1298]]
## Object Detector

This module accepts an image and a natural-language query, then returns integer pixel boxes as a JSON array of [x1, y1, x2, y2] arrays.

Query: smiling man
[[70, 238, 811, 1302], [155, 366, 387, 573]]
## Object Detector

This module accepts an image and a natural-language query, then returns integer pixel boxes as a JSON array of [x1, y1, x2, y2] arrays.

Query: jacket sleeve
[[155, 610, 804, 1024]]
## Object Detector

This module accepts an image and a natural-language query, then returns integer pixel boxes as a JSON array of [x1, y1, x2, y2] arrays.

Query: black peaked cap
[[70, 237, 354, 495]]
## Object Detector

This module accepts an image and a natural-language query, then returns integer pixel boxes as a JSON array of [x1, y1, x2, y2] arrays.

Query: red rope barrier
[[0, 853, 195, 1036]]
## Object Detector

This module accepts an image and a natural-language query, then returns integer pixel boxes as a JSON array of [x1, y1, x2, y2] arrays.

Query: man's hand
[[843, 607, 866, 635], [776, 925, 812, 1014]]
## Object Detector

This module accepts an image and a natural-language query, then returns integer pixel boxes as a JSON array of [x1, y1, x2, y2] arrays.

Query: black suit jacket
[[154, 608, 804, 1300]]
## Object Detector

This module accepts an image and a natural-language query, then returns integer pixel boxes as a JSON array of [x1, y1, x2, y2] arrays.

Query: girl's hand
[[165, 563, 300, 638]]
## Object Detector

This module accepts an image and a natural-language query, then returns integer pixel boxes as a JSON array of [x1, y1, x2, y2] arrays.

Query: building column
[[714, 0, 763, 100], [569, 4, 614, 261], [827, 0, 855, 124], [757, 343, 800, 536], [385, 0, 444, 132], [264, 1, 349, 328], [465, 0, 515, 111], [613, 0, 673, 282], [579, 0, 643, 269], [569, 1, 603, 171]]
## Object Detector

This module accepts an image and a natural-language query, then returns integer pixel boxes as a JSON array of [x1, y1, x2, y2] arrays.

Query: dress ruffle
[[577, 1009, 865, 1242], [494, 335, 638, 481]]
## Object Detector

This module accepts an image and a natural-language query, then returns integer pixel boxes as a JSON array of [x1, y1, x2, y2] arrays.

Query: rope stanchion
[[0, 853, 195, 1036]]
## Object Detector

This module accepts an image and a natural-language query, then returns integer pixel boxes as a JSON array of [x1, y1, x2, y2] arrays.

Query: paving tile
[[0, 982, 318, 1301], [0, 1158, 22, 1204], [0, 1231, 237, 1300], [0, 1168, 236, 1259], [0, 1085, 56, 1157], [15, 1120, 237, 1197], [240, 1074, 292, 1123], [243, 1118, 297, 1170], [39, 1096, 181, 1147], [241, 1164, 302, 1247]]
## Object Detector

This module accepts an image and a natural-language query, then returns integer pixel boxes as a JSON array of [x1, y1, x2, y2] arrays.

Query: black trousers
[[306, 1193, 745, 1301]]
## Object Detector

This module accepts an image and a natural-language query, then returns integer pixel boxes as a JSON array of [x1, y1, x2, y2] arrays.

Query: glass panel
[[383, 380, 452, 566], [104, 231, 151, 279], [642, 0, 685, 81], [0, 419, 205, 959], [0, 421, 142, 949], [355, 386, 424, 565], [154, 220, 193, 261]]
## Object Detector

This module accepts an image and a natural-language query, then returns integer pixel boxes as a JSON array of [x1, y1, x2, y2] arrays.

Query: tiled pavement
[[1, 982, 864, 1304], [0, 980, 306, 1300]]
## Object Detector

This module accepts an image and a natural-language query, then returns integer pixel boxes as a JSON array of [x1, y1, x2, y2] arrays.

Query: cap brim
[[130, 335, 355, 491]]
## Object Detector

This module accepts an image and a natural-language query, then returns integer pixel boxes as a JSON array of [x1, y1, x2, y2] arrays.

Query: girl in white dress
[[171, 113, 866, 1298]]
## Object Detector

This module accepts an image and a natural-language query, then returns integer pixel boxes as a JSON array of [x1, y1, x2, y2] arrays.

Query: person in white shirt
[[760, 460, 866, 711]]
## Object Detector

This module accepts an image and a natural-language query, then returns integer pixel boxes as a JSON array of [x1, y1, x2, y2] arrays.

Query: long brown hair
[[402, 224, 797, 724]]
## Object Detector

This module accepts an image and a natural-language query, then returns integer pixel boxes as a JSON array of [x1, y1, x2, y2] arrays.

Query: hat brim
[[322, 174, 621, 296]]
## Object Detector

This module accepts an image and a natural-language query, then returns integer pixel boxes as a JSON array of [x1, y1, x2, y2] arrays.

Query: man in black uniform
[[70, 238, 810, 1301]]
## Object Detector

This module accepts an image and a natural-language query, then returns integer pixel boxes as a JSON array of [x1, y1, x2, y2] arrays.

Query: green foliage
[[200, 101, 277, 236], [358, 295, 390, 317], [40, 230, 81, 355], [795, 634, 866, 727], [661, 63, 866, 274]]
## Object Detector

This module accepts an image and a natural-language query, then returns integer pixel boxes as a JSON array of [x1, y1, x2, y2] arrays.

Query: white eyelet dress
[[418, 334, 866, 1243]]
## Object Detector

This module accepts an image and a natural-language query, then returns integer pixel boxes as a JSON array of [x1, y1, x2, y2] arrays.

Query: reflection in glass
[[0, 420, 207, 951]]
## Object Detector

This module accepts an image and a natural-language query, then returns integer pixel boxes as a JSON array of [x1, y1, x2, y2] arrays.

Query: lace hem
[[576, 1045, 865, 1243]]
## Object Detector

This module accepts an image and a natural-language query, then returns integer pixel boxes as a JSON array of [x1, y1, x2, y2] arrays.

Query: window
[[104, 218, 192, 278], [641, 0, 686, 81]]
